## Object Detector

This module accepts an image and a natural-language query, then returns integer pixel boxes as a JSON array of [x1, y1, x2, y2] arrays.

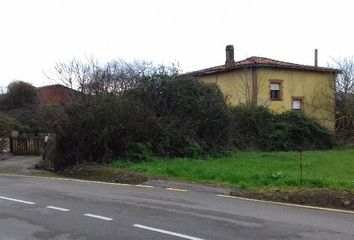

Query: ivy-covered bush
[[230, 106, 335, 151]]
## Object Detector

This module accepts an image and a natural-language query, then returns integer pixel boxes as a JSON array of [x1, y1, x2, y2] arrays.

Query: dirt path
[[0, 155, 44, 175]]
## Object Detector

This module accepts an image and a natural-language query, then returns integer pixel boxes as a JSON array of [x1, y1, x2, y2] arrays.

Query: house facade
[[188, 45, 340, 130]]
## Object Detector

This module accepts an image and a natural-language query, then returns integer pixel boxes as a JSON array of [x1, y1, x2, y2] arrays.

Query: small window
[[292, 97, 303, 110], [270, 81, 282, 101]]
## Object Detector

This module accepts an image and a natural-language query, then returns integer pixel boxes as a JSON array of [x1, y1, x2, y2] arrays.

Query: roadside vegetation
[[1, 58, 354, 210], [39, 59, 335, 171], [0, 59, 352, 192], [112, 148, 354, 191], [0, 80, 45, 134]]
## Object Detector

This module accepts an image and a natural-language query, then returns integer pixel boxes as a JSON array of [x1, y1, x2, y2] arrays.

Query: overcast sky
[[1, 0, 354, 89]]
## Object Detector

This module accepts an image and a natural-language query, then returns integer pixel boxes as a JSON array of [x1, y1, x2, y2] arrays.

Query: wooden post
[[9, 136, 13, 153], [299, 150, 303, 188]]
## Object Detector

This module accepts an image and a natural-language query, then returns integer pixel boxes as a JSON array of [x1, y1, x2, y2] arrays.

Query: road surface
[[0, 174, 353, 240], [0, 155, 43, 175]]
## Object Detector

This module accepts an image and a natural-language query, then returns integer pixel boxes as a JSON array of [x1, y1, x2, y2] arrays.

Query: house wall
[[198, 68, 336, 130], [36, 85, 76, 109], [198, 70, 254, 105]]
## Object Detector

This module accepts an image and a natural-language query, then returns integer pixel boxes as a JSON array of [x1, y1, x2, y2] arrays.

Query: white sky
[[1, 0, 354, 89]]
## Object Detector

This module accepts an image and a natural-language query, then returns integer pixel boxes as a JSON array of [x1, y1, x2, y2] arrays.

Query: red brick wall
[[37, 85, 77, 109]]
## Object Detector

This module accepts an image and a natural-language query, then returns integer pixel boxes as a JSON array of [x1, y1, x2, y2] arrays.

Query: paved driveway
[[0, 155, 43, 175]]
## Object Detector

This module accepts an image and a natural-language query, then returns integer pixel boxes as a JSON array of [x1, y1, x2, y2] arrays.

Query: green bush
[[0, 81, 37, 111], [229, 106, 335, 151], [43, 96, 158, 169], [269, 111, 335, 150], [129, 77, 231, 157], [6, 109, 46, 134], [0, 112, 22, 137], [44, 76, 231, 170], [0, 81, 45, 134], [229, 106, 273, 149]]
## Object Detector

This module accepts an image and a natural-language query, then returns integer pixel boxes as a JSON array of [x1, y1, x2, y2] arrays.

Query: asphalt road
[[0, 175, 353, 240], [0, 156, 43, 175]]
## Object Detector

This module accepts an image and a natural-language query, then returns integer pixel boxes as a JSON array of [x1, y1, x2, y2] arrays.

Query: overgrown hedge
[[0, 80, 45, 134], [44, 78, 231, 170], [230, 106, 335, 151], [0, 112, 22, 137], [43, 72, 335, 170]]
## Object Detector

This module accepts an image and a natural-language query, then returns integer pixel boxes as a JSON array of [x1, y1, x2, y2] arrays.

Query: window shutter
[[292, 99, 301, 109], [270, 83, 280, 90]]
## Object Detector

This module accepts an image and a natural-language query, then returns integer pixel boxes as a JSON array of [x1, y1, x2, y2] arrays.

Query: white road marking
[[0, 196, 35, 205], [46, 206, 70, 212], [0, 173, 132, 187], [133, 224, 204, 240], [135, 184, 154, 188], [166, 188, 188, 192], [84, 213, 113, 221], [217, 194, 354, 215]]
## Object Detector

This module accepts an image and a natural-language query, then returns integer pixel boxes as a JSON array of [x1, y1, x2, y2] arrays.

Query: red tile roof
[[187, 56, 341, 76]]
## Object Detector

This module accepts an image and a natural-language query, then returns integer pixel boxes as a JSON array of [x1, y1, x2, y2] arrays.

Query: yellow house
[[188, 45, 341, 130]]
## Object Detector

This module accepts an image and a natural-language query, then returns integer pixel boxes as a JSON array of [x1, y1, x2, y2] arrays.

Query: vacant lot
[[112, 149, 354, 191]]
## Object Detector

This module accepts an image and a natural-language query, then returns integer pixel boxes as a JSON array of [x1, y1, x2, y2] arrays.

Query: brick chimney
[[225, 45, 235, 67]]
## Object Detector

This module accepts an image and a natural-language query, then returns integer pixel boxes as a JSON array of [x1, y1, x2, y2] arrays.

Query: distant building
[[36, 84, 78, 109], [188, 45, 341, 130]]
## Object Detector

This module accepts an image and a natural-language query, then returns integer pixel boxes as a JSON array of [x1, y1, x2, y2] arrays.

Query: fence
[[9, 134, 45, 156]]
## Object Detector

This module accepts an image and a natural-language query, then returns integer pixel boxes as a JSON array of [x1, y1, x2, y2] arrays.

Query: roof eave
[[189, 64, 341, 76]]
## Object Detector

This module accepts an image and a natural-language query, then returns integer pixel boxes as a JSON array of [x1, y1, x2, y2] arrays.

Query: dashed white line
[[46, 206, 70, 212], [0, 196, 35, 205], [135, 184, 154, 188], [84, 213, 113, 221], [166, 188, 188, 192], [133, 224, 204, 240]]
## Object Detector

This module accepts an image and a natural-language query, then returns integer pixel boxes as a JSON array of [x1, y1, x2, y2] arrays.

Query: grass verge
[[111, 149, 354, 191]]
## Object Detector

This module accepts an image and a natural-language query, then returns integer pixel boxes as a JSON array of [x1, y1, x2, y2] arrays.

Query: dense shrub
[[229, 106, 273, 149], [230, 106, 335, 151], [0, 81, 37, 111], [129, 76, 231, 157], [6, 109, 46, 134], [45, 93, 335, 170], [42, 60, 335, 170], [0, 112, 22, 137], [44, 97, 157, 169], [0, 81, 45, 134], [272, 111, 335, 150], [44, 77, 231, 170]]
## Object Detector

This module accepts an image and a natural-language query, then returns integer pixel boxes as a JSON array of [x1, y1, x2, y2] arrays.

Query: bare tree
[[45, 57, 181, 96], [333, 57, 354, 141], [309, 57, 354, 141], [233, 67, 270, 107], [233, 67, 252, 105]]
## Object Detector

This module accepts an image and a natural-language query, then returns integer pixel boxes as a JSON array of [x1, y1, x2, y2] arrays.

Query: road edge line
[[166, 187, 188, 192], [0, 173, 135, 186], [217, 194, 354, 215]]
